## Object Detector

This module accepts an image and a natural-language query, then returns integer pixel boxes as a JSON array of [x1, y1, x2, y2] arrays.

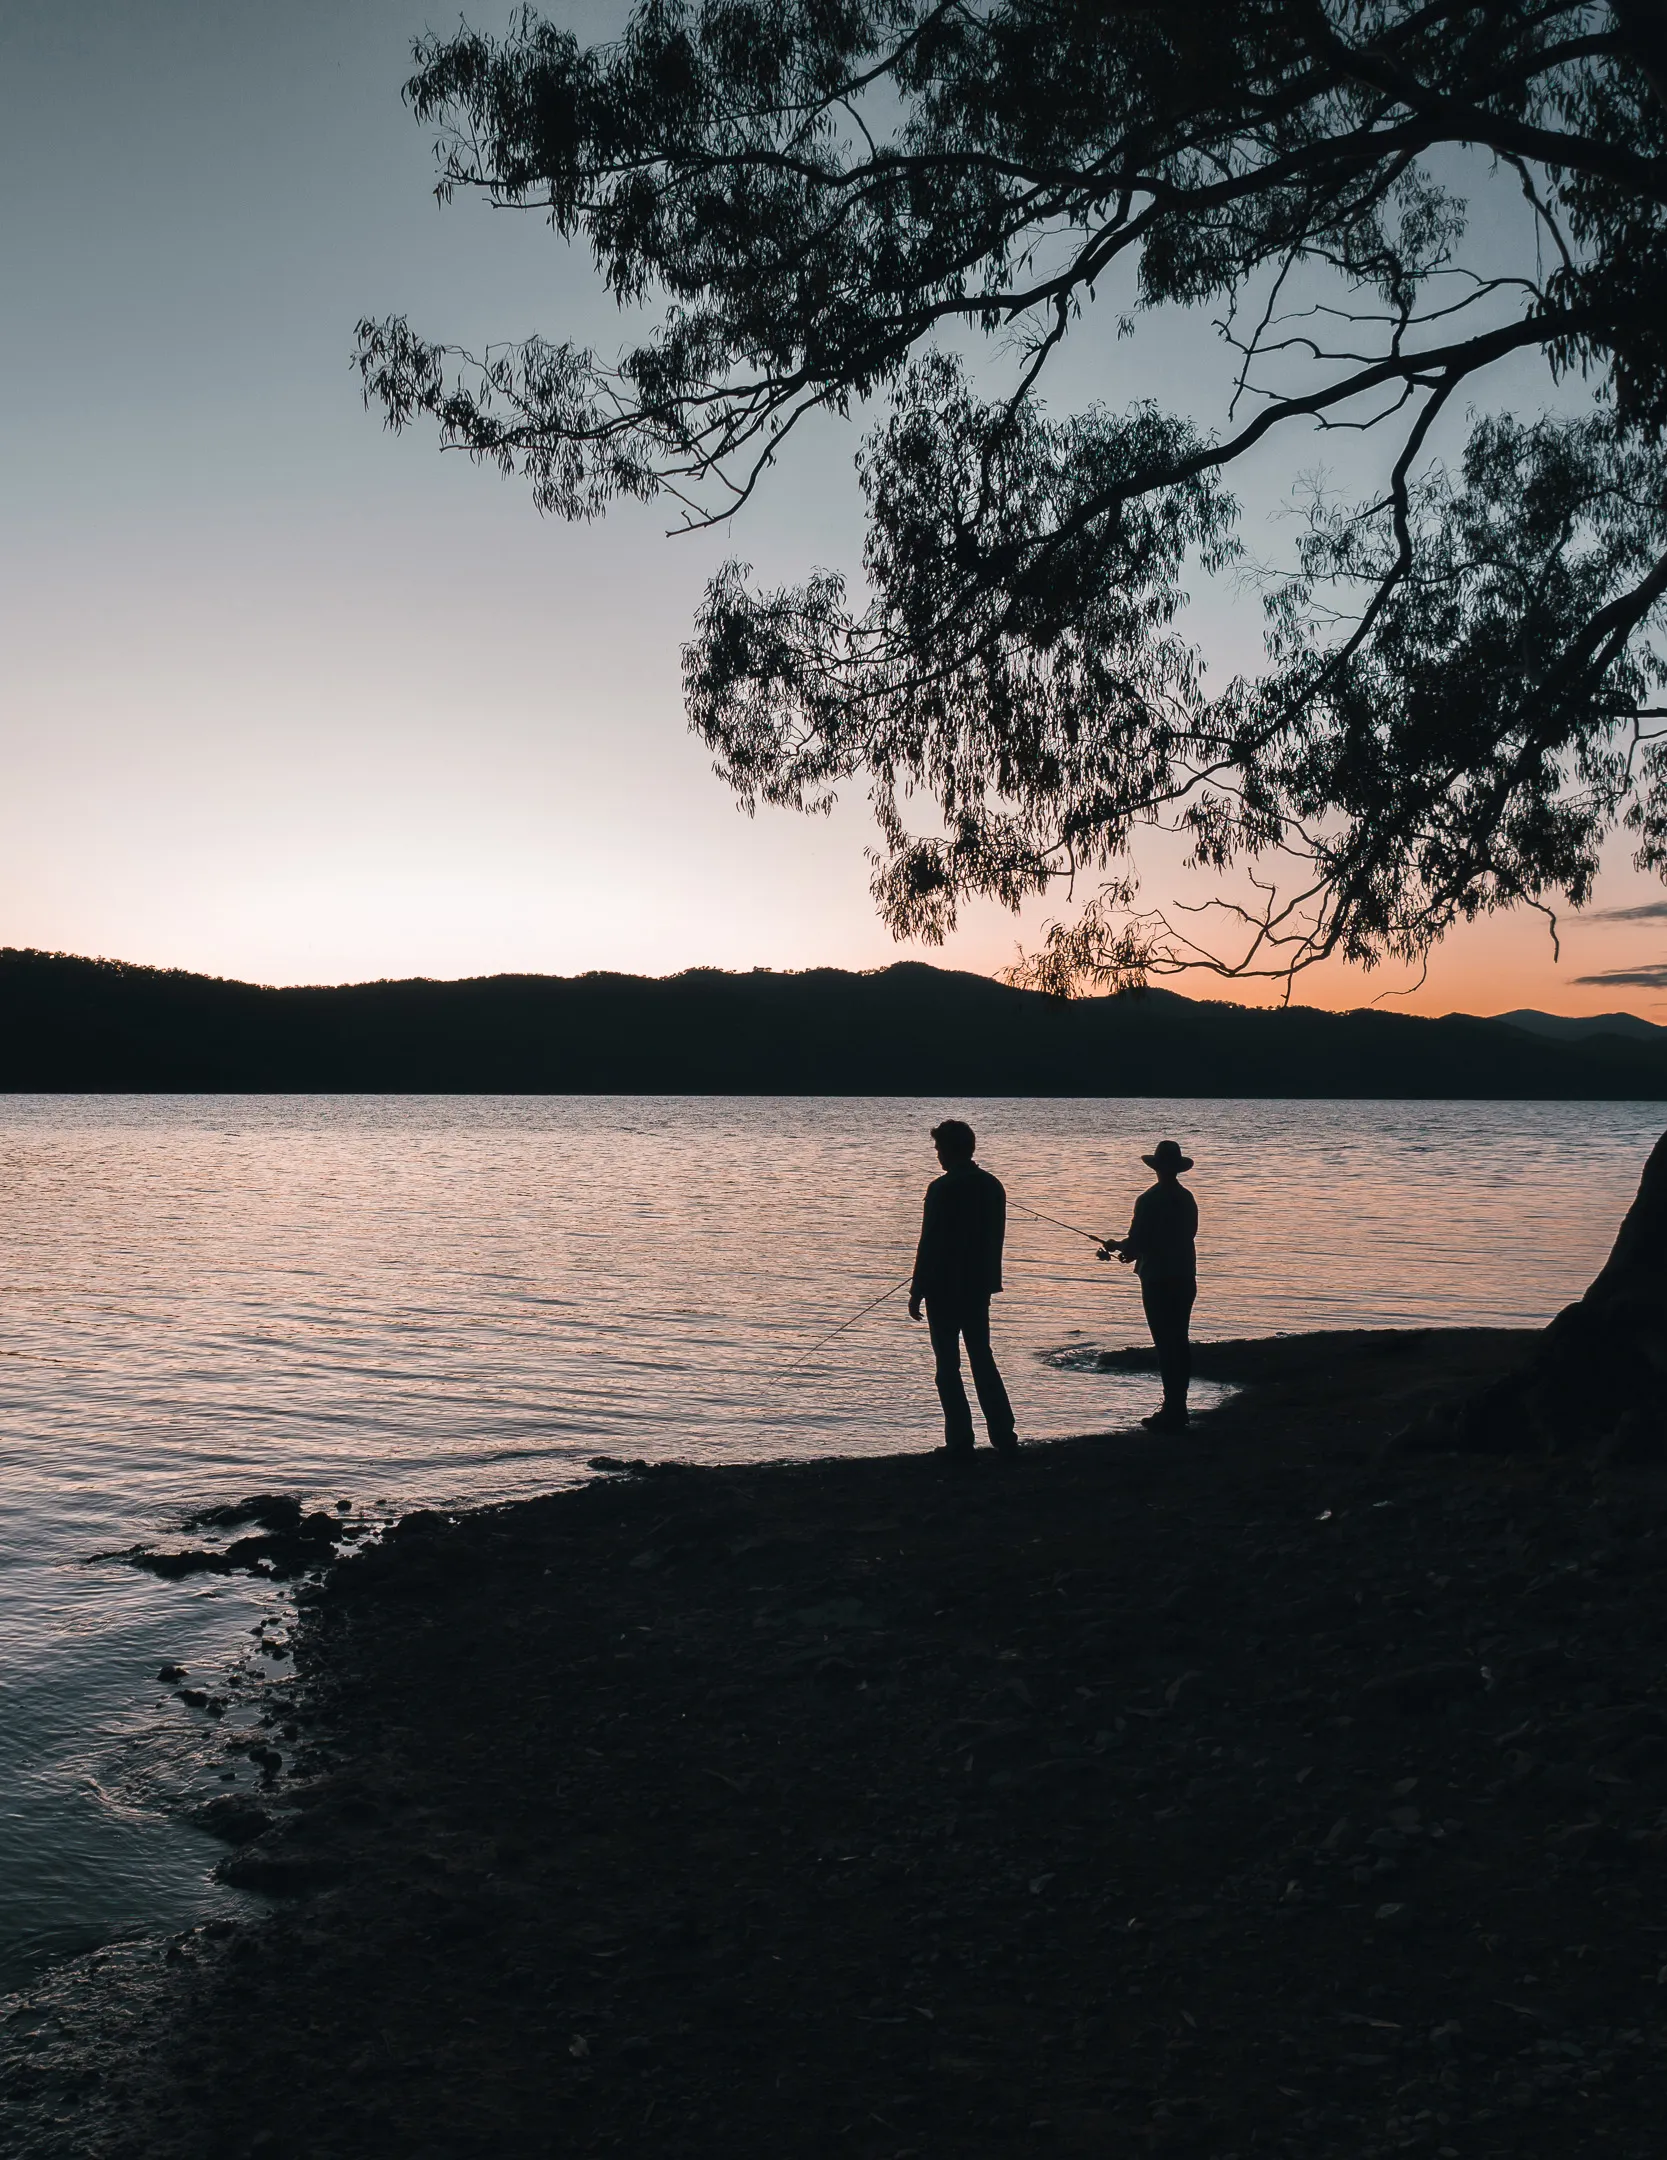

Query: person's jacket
[[1122, 1180, 1197, 1283], [911, 1160, 1006, 1306]]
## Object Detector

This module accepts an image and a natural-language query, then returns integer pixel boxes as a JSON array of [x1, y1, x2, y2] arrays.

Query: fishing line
[[773, 1192, 1120, 1380], [774, 1276, 913, 1378]]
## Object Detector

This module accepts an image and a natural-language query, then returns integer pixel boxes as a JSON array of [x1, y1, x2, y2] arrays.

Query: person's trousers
[[925, 1298, 1017, 1454], [1140, 1277, 1196, 1413]]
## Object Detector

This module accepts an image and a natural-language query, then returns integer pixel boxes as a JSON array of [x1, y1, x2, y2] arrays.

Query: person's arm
[[1100, 1191, 1146, 1264], [908, 1184, 937, 1320], [987, 1176, 1006, 1296]]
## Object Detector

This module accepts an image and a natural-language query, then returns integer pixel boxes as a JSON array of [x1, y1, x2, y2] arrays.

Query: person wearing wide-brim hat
[[1099, 1141, 1198, 1433]]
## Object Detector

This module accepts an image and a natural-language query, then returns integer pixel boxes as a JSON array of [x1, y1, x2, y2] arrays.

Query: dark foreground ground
[[9, 1327, 1667, 2158]]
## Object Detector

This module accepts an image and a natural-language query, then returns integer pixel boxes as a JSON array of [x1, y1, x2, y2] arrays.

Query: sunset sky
[[4, 0, 1666, 1017]]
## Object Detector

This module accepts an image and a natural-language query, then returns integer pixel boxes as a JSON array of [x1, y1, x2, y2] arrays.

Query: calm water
[[0, 1094, 1658, 1991]]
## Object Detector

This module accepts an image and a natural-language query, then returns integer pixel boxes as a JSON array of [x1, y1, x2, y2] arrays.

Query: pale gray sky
[[2, 0, 1661, 1010]]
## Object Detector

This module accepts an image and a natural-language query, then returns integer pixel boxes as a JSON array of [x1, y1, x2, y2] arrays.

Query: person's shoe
[[1141, 1409, 1189, 1433], [991, 1435, 1020, 1457]]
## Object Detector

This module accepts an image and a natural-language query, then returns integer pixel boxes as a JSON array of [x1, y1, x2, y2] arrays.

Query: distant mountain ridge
[[1486, 1007, 1667, 1043], [7, 947, 1667, 1098]]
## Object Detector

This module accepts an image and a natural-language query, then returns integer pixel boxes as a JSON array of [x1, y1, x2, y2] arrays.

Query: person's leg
[[959, 1301, 1018, 1451], [1169, 1284, 1196, 1414], [926, 1300, 976, 1453], [1140, 1279, 1192, 1425]]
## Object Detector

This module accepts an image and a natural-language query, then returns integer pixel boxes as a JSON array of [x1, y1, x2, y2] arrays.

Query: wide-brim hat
[[1143, 1140, 1193, 1172]]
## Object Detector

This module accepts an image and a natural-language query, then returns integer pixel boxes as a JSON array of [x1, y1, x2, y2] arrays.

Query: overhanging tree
[[359, 0, 1667, 1450]]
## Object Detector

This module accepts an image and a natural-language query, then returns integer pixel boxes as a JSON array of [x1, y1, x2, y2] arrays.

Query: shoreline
[[9, 1325, 1667, 2157]]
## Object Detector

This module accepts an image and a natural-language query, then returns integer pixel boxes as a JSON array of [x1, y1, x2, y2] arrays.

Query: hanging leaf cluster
[[358, 1, 1667, 987]]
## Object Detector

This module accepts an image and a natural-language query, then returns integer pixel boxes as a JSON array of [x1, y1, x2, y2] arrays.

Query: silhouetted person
[[1101, 1140, 1197, 1432], [909, 1120, 1018, 1456]]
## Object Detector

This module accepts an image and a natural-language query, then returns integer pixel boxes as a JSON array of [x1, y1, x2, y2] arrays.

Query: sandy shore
[[8, 1326, 1667, 2158]]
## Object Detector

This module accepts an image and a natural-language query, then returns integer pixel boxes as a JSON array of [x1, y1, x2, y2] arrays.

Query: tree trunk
[[1429, 1126, 1667, 1459]]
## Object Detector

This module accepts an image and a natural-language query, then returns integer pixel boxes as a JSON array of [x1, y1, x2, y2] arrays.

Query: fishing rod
[[775, 1191, 1123, 1379], [775, 1275, 914, 1378], [1009, 1196, 1110, 1249]]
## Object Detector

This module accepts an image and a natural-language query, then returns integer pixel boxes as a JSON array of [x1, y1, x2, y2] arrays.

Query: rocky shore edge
[[7, 1326, 1667, 2158]]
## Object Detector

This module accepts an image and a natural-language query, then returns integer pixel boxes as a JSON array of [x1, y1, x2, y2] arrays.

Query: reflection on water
[[0, 1092, 1657, 1987]]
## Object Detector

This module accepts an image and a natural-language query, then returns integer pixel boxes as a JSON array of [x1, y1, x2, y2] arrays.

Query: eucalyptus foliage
[[359, 1, 1667, 990]]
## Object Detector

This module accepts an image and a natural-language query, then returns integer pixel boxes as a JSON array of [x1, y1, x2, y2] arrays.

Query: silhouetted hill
[[7, 948, 1667, 1096], [1488, 1006, 1667, 1044]]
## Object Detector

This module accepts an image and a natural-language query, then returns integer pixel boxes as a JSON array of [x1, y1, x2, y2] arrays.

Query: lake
[[0, 1093, 1657, 1992]]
